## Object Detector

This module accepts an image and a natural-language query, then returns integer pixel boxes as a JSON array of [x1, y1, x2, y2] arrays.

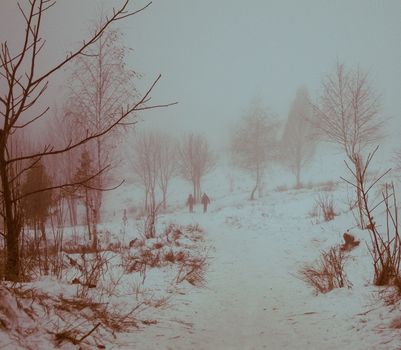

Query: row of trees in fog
[[229, 61, 382, 210], [229, 86, 316, 200], [131, 131, 215, 211], [0, 0, 171, 281], [0, 0, 384, 282]]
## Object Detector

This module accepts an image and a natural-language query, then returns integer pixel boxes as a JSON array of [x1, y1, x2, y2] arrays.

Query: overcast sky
[[1, 0, 400, 149]]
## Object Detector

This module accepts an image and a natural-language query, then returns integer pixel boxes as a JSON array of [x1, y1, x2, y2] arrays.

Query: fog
[[1, 0, 400, 149], [3, 2, 401, 348]]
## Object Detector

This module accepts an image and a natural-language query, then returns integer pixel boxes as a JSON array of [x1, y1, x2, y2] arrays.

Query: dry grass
[[315, 192, 337, 221], [299, 246, 351, 294], [163, 250, 176, 263], [176, 255, 208, 287]]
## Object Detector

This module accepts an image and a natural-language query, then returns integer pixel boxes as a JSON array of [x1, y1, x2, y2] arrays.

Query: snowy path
[[118, 192, 400, 350]]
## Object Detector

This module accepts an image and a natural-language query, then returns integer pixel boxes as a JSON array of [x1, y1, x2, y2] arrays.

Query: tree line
[[0, 0, 385, 282]]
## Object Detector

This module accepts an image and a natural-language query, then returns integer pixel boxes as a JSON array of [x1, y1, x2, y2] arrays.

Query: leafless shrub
[[18, 234, 39, 281], [48, 204, 66, 279], [368, 184, 401, 289], [163, 223, 183, 241], [66, 252, 112, 298], [184, 224, 204, 242], [50, 294, 143, 347], [19, 227, 64, 281], [164, 250, 176, 263], [315, 192, 336, 221], [176, 255, 208, 287], [299, 246, 351, 294], [185, 223, 204, 235], [341, 147, 401, 294]]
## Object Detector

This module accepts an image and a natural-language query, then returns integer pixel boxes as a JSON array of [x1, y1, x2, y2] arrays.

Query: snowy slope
[[107, 171, 401, 350], [2, 148, 401, 349]]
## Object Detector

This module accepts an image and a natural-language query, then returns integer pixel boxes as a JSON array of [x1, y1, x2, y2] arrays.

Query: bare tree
[[312, 62, 383, 227], [157, 133, 176, 209], [0, 0, 173, 281], [131, 131, 159, 213], [341, 146, 396, 287], [64, 20, 138, 247], [47, 111, 80, 230], [230, 103, 277, 200], [177, 133, 214, 203], [281, 86, 316, 188], [131, 130, 176, 213], [74, 148, 97, 243]]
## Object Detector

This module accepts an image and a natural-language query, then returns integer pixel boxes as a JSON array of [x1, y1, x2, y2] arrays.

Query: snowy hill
[[2, 151, 401, 349]]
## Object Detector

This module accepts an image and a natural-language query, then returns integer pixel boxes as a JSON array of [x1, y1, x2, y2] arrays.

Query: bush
[[315, 192, 336, 221], [176, 255, 208, 287], [299, 246, 351, 294], [164, 250, 176, 263]]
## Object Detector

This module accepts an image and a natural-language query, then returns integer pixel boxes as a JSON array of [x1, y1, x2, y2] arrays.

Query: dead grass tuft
[[299, 245, 352, 294], [315, 192, 337, 221]]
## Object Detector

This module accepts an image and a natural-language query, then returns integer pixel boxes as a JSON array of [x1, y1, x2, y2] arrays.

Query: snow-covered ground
[[112, 181, 401, 350], [2, 147, 401, 349]]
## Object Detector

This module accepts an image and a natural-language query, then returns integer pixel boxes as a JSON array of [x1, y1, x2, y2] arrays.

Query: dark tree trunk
[[85, 188, 92, 241], [196, 180, 201, 204], [192, 181, 197, 203], [40, 220, 49, 276], [67, 196, 77, 227], [295, 167, 301, 188], [250, 185, 257, 200], [353, 154, 365, 229], [0, 133, 20, 281], [250, 165, 260, 200]]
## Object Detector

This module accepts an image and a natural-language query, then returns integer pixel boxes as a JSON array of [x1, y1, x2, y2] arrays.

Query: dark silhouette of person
[[186, 194, 195, 213], [201, 193, 210, 213]]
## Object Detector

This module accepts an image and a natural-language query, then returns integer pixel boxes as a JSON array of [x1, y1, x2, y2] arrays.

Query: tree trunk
[[91, 190, 102, 251], [40, 221, 49, 276], [295, 167, 301, 188], [250, 184, 257, 200], [356, 178, 365, 229], [192, 181, 197, 203], [67, 196, 77, 227], [85, 189, 92, 241], [91, 208, 98, 251], [144, 189, 149, 212], [250, 165, 260, 200], [0, 134, 20, 281], [353, 154, 365, 229], [196, 180, 201, 204], [162, 189, 167, 209]]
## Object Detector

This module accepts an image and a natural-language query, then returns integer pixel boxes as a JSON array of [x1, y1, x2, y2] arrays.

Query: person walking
[[201, 193, 210, 213], [186, 193, 195, 213]]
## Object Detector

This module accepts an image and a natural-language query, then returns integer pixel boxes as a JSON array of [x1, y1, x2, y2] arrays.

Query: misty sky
[[1, 0, 400, 149]]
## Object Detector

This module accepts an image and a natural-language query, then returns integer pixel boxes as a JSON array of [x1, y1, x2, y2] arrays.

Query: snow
[[2, 152, 401, 349], [107, 167, 401, 349]]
